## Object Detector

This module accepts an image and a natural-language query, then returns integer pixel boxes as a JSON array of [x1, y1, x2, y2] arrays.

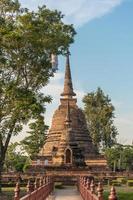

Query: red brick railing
[[78, 176, 118, 200], [14, 176, 54, 200]]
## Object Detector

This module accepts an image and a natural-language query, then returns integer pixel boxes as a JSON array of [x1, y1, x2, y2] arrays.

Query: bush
[[127, 180, 133, 186], [117, 177, 127, 184], [55, 182, 64, 189], [111, 180, 121, 186], [2, 182, 16, 187]]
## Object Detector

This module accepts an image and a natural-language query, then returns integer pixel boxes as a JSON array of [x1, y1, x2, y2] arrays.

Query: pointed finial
[[61, 51, 76, 98], [86, 178, 91, 190], [108, 186, 117, 200], [90, 179, 95, 194], [14, 182, 20, 200], [97, 182, 103, 200], [34, 178, 39, 190], [27, 179, 34, 194]]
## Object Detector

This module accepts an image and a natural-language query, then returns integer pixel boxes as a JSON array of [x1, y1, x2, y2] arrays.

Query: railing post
[[86, 178, 91, 190], [90, 179, 95, 194], [97, 182, 103, 200], [14, 182, 20, 200], [27, 179, 34, 194], [43, 176, 46, 185], [46, 176, 49, 183], [108, 186, 118, 200], [84, 177, 87, 198], [34, 178, 39, 190], [39, 177, 43, 187]]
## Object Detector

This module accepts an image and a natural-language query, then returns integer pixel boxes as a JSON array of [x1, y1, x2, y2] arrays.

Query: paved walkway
[[48, 186, 82, 200]]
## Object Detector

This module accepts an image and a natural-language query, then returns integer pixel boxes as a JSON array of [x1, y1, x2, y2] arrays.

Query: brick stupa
[[37, 55, 107, 169]]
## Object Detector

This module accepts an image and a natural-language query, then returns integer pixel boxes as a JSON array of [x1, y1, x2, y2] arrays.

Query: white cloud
[[20, 0, 123, 28], [112, 100, 124, 110], [44, 72, 64, 98], [114, 114, 133, 144]]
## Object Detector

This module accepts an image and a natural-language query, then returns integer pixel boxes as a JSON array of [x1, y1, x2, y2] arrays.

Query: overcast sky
[[12, 0, 133, 144]]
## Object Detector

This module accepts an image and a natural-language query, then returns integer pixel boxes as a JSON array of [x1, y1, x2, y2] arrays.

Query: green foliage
[[55, 182, 64, 189], [111, 180, 121, 186], [21, 115, 48, 157], [127, 180, 133, 186], [4, 142, 27, 172], [121, 146, 133, 170], [104, 191, 133, 200], [105, 144, 133, 171], [22, 157, 31, 172], [116, 178, 127, 184], [0, 0, 76, 141], [0, 0, 75, 138], [83, 88, 118, 150]]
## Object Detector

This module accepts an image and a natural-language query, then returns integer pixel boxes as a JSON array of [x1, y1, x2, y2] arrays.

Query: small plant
[[55, 182, 64, 189]]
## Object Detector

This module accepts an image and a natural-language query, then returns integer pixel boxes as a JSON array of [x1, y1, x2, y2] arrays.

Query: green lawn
[[103, 186, 133, 200], [0, 187, 26, 200], [104, 192, 133, 200]]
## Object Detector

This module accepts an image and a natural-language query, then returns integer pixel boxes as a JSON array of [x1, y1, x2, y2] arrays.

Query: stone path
[[48, 186, 82, 200]]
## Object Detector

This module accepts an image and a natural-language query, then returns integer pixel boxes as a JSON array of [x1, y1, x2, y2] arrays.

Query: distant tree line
[[105, 144, 133, 171]]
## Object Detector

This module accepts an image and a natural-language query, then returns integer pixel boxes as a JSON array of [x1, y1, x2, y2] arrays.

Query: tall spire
[[65, 101, 71, 127], [61, 53, 76, 98]]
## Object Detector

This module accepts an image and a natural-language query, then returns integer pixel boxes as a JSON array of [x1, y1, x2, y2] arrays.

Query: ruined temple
[[37, 55, 107, 169]]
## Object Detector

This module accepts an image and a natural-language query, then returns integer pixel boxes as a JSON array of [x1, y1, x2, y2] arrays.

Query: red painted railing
[[78, 176, 118, 200], [14, 176, 54, 200]]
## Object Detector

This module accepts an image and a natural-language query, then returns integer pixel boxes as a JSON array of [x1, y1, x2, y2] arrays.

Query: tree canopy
[[4, 142, 28, 172], [83, 88, 118, 151], [105, 144, 133, 171], [0, 0, 76, 192], [21, 115, 48, 158]]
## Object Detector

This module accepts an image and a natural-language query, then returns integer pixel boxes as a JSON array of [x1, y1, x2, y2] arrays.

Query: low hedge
[[127, 180, 133, 186], [111, 180, 121, 186], [116, 177, 127, 184]]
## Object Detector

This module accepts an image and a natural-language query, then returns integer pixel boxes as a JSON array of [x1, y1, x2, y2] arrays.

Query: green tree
[[83, 88, 118, 151], [105, 144, 133, 171], [105, 144, 122, 171], [4, 142, 27, 172], [0, 0, 76, 192], [121, 145, 133, 171], [21, 115, 48, 158]]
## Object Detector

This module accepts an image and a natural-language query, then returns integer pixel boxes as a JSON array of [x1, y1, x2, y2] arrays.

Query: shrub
[[127, 180, 133, 186], [111, 180, 121, 186], [55, 182, 64, 189], [117, 177, 127, 184]]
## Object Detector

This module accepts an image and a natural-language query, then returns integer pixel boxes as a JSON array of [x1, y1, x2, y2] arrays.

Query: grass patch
[[55, 182, 65, 189], [103, 186, 133, 200], [0, 187, 26, 200], [104, 191, 133, 200]]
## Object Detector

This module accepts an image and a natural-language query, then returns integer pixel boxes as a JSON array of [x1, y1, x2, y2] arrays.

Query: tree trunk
[[0, 160, 4, 193], [0, 120, 17, 193], [0, 147, 6, 194]]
